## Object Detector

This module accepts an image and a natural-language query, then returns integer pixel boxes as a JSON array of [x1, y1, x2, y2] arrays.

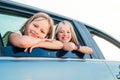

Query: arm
[[62, 42, 76, 51], [9, 32, 41, 48], [29, 40, 63, 52], [62, 42, 93, 54], [76, 46, 93, 54], [58, 41, 93, 54]]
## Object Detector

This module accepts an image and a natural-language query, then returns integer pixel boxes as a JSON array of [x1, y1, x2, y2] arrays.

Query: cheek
[[42, 34, 47, 38], [69, 34, 72, 39], [25, 25, 34, 35], [28, 24, 34, 30], [57, 33, 62, 40], [38, 33, 47, 39]]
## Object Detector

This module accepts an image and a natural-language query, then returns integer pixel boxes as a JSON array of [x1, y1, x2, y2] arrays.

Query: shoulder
[[2, 30, 22, 46], [3, 30, 22, 37], [2, 31, 13, 46], [11, 30, 22, 35]]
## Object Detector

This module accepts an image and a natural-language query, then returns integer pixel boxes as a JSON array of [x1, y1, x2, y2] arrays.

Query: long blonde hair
[[19, 12, 54, 38], [55, 20, 79, 44]]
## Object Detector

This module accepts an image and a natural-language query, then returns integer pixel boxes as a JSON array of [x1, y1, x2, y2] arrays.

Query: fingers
[[24, 48, 28, 52], [29, 45, 38, 53], [29, 47, 34, 53], [24, 47, 33, 53]]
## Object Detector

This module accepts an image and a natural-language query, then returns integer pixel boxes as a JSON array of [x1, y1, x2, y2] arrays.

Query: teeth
[[63, 37, 68, 40]]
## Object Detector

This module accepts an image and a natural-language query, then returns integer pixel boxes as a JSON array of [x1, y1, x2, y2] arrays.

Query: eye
[[59, 31, 64, 33], [41, 30, 45, 34], [67, 31, 70, 33], [33, 24, 38, 28]]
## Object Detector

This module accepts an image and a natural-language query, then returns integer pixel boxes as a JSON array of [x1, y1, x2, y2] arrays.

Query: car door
[[0, 57, 115, 80]]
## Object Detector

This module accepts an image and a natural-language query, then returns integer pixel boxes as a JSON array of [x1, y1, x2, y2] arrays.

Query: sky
[[12, 0, 120, 41]]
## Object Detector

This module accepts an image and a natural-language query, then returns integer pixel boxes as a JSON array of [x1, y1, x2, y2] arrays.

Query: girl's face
[[25, 18, 50, 39], [57, 25, 72, 43]]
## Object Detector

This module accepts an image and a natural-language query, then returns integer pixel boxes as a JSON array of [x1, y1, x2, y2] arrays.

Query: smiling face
[[25, 17, 50, 39], [57, 24, 72, 43]]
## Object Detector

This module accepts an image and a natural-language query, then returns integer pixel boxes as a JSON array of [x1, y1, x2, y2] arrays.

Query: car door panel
[[105, 61, 120, 80], [0, 58, 115, 80]]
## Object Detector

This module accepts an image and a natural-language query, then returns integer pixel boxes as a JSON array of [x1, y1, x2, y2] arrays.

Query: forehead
[[33, 17, 48, 23], [58, 24, 71, 31], [33, 17, 50, 26]]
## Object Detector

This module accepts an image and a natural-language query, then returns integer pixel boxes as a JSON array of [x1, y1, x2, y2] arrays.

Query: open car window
[[0, 11, 90, 59]]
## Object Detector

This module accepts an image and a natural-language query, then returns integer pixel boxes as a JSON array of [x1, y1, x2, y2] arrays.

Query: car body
[[0, 1, 120, 80]]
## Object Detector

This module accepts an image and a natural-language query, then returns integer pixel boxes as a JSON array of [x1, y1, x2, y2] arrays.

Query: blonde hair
[[19, 12, 54, 38], [55, 20, 79, 44]]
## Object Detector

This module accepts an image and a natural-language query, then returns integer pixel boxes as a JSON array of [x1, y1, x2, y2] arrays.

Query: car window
[[0, 12, 28, 37], [92, 34, 120, 61], [0, 11, 92, 59], [0, 12, 81, 58]]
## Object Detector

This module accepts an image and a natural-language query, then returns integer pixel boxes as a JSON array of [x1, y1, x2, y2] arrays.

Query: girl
[[3, 12, 63, 52], [54, 20, 93, 55]]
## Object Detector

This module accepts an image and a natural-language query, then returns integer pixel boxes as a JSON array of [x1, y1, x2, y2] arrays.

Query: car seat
[[0, 33, 4, 55]]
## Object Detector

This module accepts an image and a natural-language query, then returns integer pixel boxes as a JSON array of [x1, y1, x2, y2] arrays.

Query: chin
[[62, 41, 68, 43]]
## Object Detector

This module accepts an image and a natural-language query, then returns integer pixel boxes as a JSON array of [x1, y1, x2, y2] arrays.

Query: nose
[[64, 32, 67, 36], [35, 29, 39, 34], [34, 29, 42, 38]]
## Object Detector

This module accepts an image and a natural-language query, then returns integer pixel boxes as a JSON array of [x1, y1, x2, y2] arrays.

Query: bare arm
[[62, 42, 76, 51], [9, 32, 41, 48], [77, 46, 93, 54], [29, 40, 63, 52], [62, 42, 93, 54]]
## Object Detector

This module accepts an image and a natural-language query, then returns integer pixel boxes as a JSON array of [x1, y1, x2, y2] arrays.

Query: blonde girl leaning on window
[[54, 20, 93, 54], [3, 12, 63, 52]]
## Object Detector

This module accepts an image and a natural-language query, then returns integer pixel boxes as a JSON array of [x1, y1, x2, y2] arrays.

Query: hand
[[24, 42, 41, 53], [24, 39, 54, 53], [24, 44, 39, 53], [63, 42, 76, 51], [41, 38, 53, 42], [29, 43, 41, 53], [24, 48, 29, 52], [77, 46, 93, 54]]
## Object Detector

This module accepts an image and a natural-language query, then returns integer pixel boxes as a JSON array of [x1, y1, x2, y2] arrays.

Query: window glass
[[92, 35, 120, 61], [0, 12, 28, 36]]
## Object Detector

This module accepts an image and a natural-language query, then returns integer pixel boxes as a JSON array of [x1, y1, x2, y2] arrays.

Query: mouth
[[29, 31, 37, 37], [62, 37, 69, 40], [61, 37, 69, 42]]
